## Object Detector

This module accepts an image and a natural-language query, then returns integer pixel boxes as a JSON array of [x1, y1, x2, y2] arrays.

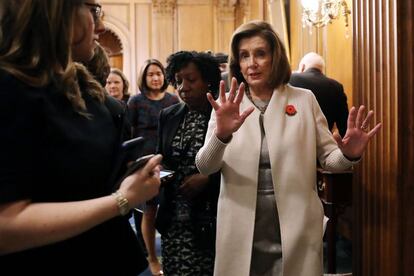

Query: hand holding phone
[[160, 169, 175, 186], [125, 154, 154, 176], [117, 154, 163, 207], [123, 154, 174, 189]]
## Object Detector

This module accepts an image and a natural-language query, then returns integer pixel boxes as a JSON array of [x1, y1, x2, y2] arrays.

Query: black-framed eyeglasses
[[84, 3, 103, 23]]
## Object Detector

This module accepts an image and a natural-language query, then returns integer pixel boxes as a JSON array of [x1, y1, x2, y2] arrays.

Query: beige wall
[[100, 0, 353, 103], [100, 0, 291, 93]]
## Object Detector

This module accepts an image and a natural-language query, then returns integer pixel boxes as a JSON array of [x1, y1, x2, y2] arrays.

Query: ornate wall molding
[[237, 0, 250, 20], [153, 0, 176, 16], [178, 0, 211, 5], [215, 0, 237, 19], [101, 19, 132, 86], [101, 29, 123, 55]]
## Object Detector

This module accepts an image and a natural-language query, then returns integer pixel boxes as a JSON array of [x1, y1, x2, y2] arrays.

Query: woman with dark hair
[[127, 58, 178, 276], [196, 21, 381, 276], [106, 68, 131, 103], [155, 51, 221, 275], [0, 1, 162, 274], [128, 59, 179, 156]]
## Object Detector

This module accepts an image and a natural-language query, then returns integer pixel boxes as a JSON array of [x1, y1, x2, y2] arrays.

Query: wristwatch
[[112, 190, 130, 216]]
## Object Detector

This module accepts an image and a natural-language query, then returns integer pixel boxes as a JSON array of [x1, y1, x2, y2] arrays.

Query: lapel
[[161, 103, 187, 156], [263, 85, 289, 141], [263, 86, 290, 191], [239, 93, 261, 147], [238, 85, 290, 152], [262, 85, 299, 191]]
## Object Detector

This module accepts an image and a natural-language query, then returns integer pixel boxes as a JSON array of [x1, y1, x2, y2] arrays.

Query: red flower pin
[[285, 104, 297, 116]]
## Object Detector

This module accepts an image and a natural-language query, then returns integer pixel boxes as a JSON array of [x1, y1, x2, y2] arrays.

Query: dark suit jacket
[[289, 68, 349, 137], [155, 102, 220, 235]]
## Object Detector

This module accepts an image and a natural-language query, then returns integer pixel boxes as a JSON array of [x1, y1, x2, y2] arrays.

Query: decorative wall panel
[[353, 0, 414, 275]]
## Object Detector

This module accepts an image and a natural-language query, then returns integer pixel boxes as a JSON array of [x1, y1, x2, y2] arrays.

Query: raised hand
[[206, 78, 254, 142], [333, 105, 382, 159]]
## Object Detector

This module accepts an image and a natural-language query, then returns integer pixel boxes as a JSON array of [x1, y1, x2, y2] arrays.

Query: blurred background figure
[[215, 52, 230, 92], [106, 68, 131, 103], [85, 43, 111, 87], [214, 52, 229, 73], [128, 59, 179, 276], [155, 51, 221, 275], [289, 52, 349, 137], [128, 59, 179, 156]]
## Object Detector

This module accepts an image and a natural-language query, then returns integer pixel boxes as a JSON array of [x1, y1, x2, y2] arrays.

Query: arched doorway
[[98, 29, 123, 70]]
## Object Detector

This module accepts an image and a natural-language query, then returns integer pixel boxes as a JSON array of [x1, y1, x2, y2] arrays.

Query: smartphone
[[125, 154, 154, 175], [160, 169, 174, 179], [160, 169, 175, 186], [121, 137, 145, 150], [125, 155, 175, 186]]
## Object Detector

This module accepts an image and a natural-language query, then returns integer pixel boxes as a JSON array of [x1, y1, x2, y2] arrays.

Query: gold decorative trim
[[215, 0, 237, 19], [238, 0, 250, 18], [153, 0, 176, 15]]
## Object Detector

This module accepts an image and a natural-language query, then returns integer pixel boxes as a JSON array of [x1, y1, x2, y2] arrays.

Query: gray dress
[[249, 99, 283, 276]]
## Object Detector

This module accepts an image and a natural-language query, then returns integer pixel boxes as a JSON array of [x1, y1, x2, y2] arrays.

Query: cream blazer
[[196, 84, 355, 276]]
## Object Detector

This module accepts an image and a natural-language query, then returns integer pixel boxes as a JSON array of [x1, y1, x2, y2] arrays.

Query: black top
[[127, 92, 179, 155], [289, 68, 349, 137], [0, 71, 145, 275]]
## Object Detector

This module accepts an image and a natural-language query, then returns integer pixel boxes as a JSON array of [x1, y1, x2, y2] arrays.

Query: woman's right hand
[[118, 154, 163, 207], [207, 78, 254, 142]]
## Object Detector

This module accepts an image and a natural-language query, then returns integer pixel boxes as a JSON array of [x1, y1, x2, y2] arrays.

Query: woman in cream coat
[[196, 21, 381, 276]]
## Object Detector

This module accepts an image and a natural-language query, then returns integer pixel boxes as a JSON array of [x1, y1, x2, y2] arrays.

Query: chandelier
[[301, 0, 351, 35]]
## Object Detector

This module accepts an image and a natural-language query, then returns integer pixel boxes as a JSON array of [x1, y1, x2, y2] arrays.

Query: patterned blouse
[[169, 110, 209, 221]]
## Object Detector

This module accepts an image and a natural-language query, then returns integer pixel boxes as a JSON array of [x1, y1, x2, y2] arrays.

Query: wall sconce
[[301, 0, 351, 37]]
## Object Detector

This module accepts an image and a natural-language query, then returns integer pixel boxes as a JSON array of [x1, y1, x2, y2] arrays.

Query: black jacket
[[289, 68, 349, 137], [155, 102, 220, 235]]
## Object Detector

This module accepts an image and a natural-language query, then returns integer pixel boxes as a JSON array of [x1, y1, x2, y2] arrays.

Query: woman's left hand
[[178, 174, 209, 199], [333, 105, 382, 160]]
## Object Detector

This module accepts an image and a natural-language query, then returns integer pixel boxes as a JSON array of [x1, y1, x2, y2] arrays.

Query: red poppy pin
[[285, 104, 297, 116]]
